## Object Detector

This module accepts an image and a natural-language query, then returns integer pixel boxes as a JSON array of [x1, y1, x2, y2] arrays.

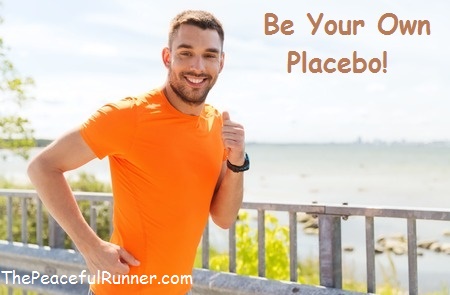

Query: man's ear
[[219, 52, 225, 73], [162, 47, 171, 68]]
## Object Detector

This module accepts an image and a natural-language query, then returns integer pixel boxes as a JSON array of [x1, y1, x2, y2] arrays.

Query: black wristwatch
[[227, 153, 250, 173]]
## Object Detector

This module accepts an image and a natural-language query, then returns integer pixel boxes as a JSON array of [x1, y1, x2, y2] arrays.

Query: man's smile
[[184, 75, 209, 87]]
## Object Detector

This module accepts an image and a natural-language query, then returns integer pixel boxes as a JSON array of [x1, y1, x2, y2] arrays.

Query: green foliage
[[0, 196, 48, 245], [67, 172, 112, 246], [425, 286, 450, 295], [194, 246, 227, 270], [69, 172, 111, 193], [296, 256, 320, 285], [0, 285, 38, 295], [235, 211, 258, 276], [378, 251, 402, 293], [232, 211, 292, 280], [264, 214, 290, 280], [0, 175, 32, 189], [0, 116, 35, 159], [205, 211, 319, 283], [0, 3, 36, 159]]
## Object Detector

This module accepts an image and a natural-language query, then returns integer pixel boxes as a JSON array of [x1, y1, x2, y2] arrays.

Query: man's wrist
[[227, 152, 250, 173], [72, 227, 103, 254]]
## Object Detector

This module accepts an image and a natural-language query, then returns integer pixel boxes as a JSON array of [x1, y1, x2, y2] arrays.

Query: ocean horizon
[[4, 142, 450, 207]]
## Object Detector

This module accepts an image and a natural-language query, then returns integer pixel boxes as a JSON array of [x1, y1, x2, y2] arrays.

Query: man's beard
[[168, 70, 215, 106]]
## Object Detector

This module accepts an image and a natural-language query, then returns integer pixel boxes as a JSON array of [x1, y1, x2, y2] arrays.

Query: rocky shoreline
[[298, 213, 450, 255]]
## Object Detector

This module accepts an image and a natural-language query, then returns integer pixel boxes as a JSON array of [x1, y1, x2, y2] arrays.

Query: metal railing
[[1, 189, 450, 294]]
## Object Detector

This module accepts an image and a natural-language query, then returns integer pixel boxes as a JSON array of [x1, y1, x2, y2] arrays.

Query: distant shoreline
[[35, 139, 53, 147], [32, 138, 450, 148]]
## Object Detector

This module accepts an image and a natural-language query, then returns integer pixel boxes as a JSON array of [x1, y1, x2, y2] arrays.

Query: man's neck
[[162, 84, 204, 116]]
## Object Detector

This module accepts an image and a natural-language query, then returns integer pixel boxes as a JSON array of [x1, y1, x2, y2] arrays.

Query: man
[[27, 10, 248, 295]]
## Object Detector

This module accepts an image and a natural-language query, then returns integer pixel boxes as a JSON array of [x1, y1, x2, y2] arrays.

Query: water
[[245, 143, 450, 208], [7, 143, 450, 208], [2, 143, 450, 292]]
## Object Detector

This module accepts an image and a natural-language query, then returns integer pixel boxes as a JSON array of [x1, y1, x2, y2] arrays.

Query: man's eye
[[180, 52, 192, 56]]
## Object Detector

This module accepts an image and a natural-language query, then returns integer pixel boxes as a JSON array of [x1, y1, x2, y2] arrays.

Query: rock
[[377, 234, 406, 246], [374, 244, 385, 254], [440, 243, 450, 254], [297, 213, 313, 223], [303, 218, 318, 230], [384, 241, 407, 255], [303, 228, 319, 235], [376, 234, 407, 255], [343, 245, 354, 252], [429, 242, 442, 252], [417, 240, 439, 250], [391, 245, 407, 255]]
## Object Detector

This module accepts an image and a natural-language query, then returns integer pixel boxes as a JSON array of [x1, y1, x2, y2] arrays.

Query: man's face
[[163, 24, 224, 106]]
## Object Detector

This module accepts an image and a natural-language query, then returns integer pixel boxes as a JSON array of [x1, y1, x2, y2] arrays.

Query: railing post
[[90, 201, 97, 233], [407, 218, 419, 295], [257, 209, 266, 277], [365, 216, 376, 293], [7, 196, 13, 242], [48, 216, 65, 248], [36, 198, 43, 246], [21, 198, 28, 244], [318, 214, 342, 288], [202, 220, 210, 269], [289, 211, 298, 282], [229, 221, 236, 273]]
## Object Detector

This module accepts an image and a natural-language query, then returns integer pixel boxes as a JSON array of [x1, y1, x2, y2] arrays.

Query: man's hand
[[82, 240, 140, 276], [222, 111, 245, 165]]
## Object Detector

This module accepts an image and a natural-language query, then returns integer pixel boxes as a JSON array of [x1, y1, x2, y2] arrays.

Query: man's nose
[[190, 56, 205, 71]]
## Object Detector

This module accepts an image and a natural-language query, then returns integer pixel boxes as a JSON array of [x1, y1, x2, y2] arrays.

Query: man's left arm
[[210, 111, 247, 229]]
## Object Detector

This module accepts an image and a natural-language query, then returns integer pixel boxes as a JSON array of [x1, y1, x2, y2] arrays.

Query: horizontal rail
[[242, 201, 450, 220], [2, 189, 449, 220]]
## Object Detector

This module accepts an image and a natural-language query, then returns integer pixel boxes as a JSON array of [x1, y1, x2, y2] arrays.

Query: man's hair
[[168, 10, 224, 49]]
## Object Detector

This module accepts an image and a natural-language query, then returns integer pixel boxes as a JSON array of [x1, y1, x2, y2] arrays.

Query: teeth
[[187, 77, 204, 84]]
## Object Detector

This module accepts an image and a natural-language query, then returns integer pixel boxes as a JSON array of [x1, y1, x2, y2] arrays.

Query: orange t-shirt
[[80, 88, 225, 294]]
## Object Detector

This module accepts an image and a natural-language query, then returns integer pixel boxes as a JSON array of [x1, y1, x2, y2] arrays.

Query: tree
[[0, 4, 35, 159]]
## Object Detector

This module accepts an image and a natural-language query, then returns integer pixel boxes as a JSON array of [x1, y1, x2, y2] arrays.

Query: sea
[[2, 143, 450, 293]]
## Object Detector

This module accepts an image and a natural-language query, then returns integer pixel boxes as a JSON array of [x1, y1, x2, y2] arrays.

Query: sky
[[1, 0, 449, 143]]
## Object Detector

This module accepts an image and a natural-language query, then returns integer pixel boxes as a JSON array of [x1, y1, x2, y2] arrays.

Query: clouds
[[2, 0, 449, 142]]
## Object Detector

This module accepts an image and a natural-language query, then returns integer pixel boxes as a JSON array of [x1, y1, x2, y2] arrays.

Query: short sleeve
[[80, 99, 137, 159]]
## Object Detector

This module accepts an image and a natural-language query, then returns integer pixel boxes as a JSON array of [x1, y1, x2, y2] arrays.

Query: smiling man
[[27, 10, 248, 295]]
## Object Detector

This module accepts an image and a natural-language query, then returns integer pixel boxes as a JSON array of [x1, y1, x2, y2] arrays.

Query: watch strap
[[226, 153, 250, 173]]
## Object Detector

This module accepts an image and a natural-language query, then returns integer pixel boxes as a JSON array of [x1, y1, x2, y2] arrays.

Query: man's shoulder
[[107, 88, 163, 111]]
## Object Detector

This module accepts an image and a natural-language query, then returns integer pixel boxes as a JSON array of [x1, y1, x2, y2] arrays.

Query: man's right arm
[[27, 128, 139, 275]]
